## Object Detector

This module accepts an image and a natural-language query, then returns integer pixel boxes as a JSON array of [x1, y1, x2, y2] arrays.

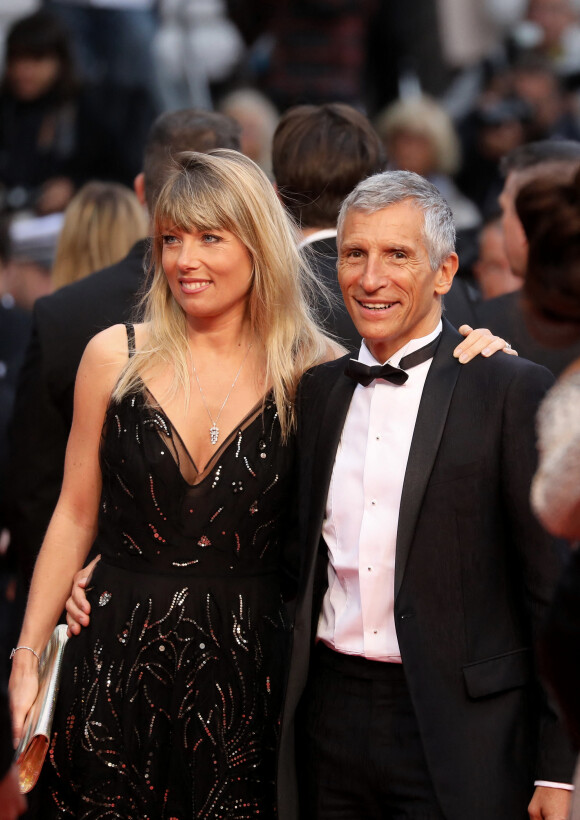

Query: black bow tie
[[344, 334, 441, 387]]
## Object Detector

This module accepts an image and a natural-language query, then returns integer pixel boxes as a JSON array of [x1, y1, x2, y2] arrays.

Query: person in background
[[0, 9, 157, 216], [256, 1, 375, 113], [272, 102, 385, 351], [515, 167, 580, 819], [477, 139, 580, 374], [51, 181, 148, 291], [46, 0, 159, 103], [375, 94, 481, 236], [0, 9, 81, 215], [0, 217, 54, 313], [6, 108, 241, 585], [472, 214, 522, 299], [218, 87, 279, 177], [153, 0, 246, 112], [511, 54, 580, 142]]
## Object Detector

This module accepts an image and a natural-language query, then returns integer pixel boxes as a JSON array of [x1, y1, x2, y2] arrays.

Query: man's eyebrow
[[340, 239, 364, 250]]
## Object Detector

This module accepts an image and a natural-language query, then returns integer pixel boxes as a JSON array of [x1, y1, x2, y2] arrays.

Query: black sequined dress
[[46, 384, 294, 819]]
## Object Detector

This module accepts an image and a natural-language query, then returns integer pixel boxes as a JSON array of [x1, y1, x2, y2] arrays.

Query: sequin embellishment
[[46, 390, 293, 816]]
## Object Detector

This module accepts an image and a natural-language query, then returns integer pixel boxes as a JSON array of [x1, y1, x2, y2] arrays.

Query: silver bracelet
[[10, 645, 40, 662]]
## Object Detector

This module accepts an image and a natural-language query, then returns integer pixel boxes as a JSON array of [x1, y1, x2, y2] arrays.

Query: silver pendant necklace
[[191, 344, 252, 445]]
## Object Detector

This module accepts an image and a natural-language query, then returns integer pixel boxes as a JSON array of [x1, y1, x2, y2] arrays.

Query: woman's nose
[[178, 240, 201, 271]]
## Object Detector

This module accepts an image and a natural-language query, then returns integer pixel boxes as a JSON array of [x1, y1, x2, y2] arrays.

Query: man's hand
[[528, 785, 572, 819], [0, 765, 26, 819], [65, 555, 100, 637], [454, 324, 518, 363]]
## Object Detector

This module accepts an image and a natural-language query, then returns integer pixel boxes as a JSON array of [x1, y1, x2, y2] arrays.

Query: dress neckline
[[141, 384, 271, 484]]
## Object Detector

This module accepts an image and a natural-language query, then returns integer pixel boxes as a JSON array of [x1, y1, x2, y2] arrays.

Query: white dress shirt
[[317, 322, 442, 661]]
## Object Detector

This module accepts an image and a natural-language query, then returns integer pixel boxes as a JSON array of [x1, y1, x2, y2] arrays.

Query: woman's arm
[[8, 325, 128, 745]]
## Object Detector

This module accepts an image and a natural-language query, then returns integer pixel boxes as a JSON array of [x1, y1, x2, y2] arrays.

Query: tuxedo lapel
[[394, 321, 462, 597], [307, 368, 356, 544]]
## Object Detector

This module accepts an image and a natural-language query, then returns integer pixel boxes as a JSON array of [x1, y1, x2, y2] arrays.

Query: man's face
[[338, 201, 457, 363], [472, 222, 522, 300], [498, 172, 528, 277]]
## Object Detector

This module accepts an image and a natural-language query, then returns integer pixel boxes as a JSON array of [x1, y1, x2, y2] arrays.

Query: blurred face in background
[[388, 130, 437, 177], [498, 172, 529, 277], [7, 54, 60, 101], [472, 220, 523, 299], [528, 0, 575, 49]]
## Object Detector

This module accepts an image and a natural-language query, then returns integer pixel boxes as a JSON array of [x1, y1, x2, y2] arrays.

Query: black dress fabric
[[46, 377, 294, 818]]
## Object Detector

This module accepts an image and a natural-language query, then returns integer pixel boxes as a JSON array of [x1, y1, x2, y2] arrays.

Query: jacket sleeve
[[6, 308, 69, 583]]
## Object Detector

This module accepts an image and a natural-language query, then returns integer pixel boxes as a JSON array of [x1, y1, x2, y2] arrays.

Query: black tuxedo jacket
[[7, 239, 149, 580], [277, 319, 575, 820]]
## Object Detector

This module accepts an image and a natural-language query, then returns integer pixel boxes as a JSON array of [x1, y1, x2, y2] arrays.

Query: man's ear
[[134, 172, 146, 207], [435, 253, 459, 295]]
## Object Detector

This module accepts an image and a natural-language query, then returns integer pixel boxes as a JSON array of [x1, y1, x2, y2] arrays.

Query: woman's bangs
[[157, 175, 240, 237]]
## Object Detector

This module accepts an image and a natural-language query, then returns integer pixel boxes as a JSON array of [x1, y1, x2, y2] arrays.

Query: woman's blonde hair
[[51, 181, 148, 290], [375, 95, 461, 177], [113, 149, 332, 438]]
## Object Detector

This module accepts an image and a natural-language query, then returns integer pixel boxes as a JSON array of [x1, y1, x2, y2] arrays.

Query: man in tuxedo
[[477, 140, 580, 376], [7, 108, 241, 582], [272, 103, 481, 353], [277, 170, 575, 819]]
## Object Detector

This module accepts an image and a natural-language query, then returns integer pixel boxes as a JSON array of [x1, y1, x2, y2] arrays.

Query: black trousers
[[298, 644, 447, 820]]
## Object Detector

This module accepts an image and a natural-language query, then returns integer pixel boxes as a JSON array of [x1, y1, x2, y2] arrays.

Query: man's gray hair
[[337, 170, 456, 271]]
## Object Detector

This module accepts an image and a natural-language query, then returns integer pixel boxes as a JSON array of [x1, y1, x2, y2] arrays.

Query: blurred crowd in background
[[2, 0, 580, 680], [2, 0, 580, 305]]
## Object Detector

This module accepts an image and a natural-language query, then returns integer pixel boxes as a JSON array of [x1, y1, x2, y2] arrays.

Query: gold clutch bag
[[14, 624, 69, 794]]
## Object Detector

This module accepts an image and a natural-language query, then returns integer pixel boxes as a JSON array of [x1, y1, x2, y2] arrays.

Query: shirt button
[[375, 435, 380, 441], [371, 500, 376, 506], [373, 630, 378, 634], [368, 567, 372, 572]]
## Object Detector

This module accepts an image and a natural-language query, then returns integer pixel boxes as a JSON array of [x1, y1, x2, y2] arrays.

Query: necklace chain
[[191, 344, 253, 445]]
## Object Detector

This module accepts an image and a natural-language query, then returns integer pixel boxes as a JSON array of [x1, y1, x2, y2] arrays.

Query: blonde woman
[[10, 149, 333, 816], [10, 150, 509, 816], [51, 181, 148, 291]]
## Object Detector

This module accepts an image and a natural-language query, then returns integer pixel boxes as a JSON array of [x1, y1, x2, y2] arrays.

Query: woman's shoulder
[[79, 323, 147, 399], [85, 322, 149, 360], [83, 323, 132, 364]]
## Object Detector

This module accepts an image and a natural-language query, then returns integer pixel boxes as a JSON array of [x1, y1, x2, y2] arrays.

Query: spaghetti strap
[[125, 323, 136, 358]]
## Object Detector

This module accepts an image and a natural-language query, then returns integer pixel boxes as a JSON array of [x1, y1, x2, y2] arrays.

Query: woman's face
[[7, 55, 61, 101], [160, 224, 254, 328], [388, 130, 437, 177]]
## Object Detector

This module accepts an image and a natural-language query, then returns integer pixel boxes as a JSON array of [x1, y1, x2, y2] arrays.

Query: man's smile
[[357, 299, 398, 311]]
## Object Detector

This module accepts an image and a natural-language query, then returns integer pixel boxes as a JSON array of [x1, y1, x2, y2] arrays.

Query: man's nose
[[360, 254, 385, 291]]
